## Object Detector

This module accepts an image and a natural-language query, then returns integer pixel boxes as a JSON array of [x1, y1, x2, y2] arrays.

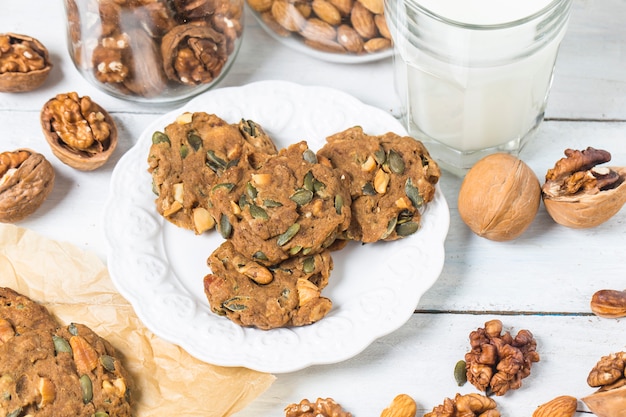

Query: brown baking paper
[[0, 224, 275, 417]]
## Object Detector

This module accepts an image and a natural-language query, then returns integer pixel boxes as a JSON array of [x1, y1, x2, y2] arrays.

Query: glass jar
[[384, 0, 573, 175], [64, 0, 244, 104]]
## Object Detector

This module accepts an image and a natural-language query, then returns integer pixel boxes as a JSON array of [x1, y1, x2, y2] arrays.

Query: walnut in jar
[[40, 92, 118, 171], [464, 319, 540, 396], [0, 33, 53, 92], [0, 149, 55, 223]]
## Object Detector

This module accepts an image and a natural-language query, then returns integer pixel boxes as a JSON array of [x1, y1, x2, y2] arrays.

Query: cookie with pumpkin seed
[[0, 286, 58, 337], [147, 112, 277, 234], [204, 240, 333, 329], [209, 141, 352, 266], [0, 293, 133, 417], [317, 126, 441, 243]]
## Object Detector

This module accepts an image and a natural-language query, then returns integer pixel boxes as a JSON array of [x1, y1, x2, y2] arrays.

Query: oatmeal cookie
[[147, 112, 277, 234], [210, 141, 352, 266], [204, 240, 334, 329], [0, 323, 133, 417], [317, 127, 440, 242], [0, 286, 57, 338]]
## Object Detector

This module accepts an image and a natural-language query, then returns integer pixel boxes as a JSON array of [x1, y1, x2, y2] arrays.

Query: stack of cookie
[[147, 113, 440, 330], [0, 287, 133, 417]]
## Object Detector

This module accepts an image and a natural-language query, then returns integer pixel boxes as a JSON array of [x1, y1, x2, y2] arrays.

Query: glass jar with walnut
[[63, 0, 243, 103]]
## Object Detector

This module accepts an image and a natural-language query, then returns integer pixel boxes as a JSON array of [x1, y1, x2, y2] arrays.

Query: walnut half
[[0, 33, 52, 92], [582, 351, 626, 417], [0, 149, 55, 223], [40, 92, 118, 171]]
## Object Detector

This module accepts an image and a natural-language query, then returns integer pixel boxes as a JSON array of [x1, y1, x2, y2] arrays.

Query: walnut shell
[[0, 33, 52, 93], [542, 166, 626, 229], [458, 153, 541, 241], [40, 92, 118, 171], [582, 385, 626, 417], [0, 149, 55, 222]]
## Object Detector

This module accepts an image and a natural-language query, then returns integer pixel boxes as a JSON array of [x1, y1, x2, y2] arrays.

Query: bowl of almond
[[247, 0, 393, 63]]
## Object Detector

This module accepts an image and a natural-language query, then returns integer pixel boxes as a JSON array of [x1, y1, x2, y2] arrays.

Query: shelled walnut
[[542, 147, 626, 228], [464, 319, 540, 396], [424, 393, 500, 417], [0, 33, 52, 92], [0, 149, 55, 223], [284, 398, 352, 417], [40, 92, 118, 171], [249, 0, 392, 56], [582, 351, 626, 417]]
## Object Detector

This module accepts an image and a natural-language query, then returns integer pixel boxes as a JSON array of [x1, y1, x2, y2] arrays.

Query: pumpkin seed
[[68, 323, 78, 336], [277, 223, 300, 246], [7, 408, 22, 417], [454, 360, 467, 386], [302, 247, 312, 255], [334, 195, 343, 214], [388, 149, 405, 174], [374, 146, 386, 165], [396, 221, 419, 237], [290, 189, 313, 206], [238, 194, 249, 210], [362, 182, 376, 196], [313, 179, 326, 194], [53, 335, 72, 354], [397, 209, 413, 224], [289, 245, 303, 255], [223, 297, 248, 311], [100, 355, 116, 372], [212, 182, 235, 192], [206, 150, 227, 172], [303, 171, 314, 191], [80, 374, 93, 403], [246, 182, 258, 199], [405, 178, 424, 208], [151, 131, 170, 145], [249, 204, 268, 220], [219, 215, 232, 239], [381, 216, 397, 239], [180, 144, 189, 159], [252, 251, 268, 261], [187, 132, 202, 151], [303, 149, 317, 164], [263, 199, 282, 208], [226, 158, 240, 169], [93, 412, 110, 417], [240, 119, 258, 137], [303, 257, 315, 274]]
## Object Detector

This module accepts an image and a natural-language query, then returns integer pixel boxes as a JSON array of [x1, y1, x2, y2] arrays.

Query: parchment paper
[[0, 224, 275, 417]]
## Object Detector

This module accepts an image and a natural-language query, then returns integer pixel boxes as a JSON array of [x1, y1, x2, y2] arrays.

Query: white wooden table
[[1, 0, 625, 415]]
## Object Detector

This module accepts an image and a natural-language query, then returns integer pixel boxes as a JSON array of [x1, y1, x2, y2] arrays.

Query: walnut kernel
[[582, 351, 626, 417], [284, 398, 352, 417], [424, 393, 500, 417], [0, 33, 52, 92]]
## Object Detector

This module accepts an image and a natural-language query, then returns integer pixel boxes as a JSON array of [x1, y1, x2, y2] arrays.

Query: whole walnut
[[464, 319, 540, 396], [0, 149, 55, 222], [458, 153, 541, 241]]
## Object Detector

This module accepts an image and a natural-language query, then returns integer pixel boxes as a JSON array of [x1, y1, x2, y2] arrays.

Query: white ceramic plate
[[249, 10, 393, 64], [103, 80, 449, 373]]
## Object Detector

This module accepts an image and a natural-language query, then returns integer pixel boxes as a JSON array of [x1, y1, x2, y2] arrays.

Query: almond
[[380, 394, 417, 417], [374, 14, 391, 39], [357, 0, 384, 14], [337, 24, 364, 53], [350, 1, 378, 39], [304, 38, 346, 53], [363, 37, 391, 53], [271, 0, 307, 32], [329, 0, 353, 16], [261, 11, 292, 36], [312, 0, 342, 26], [300, 18, 337, 41], [246, 0, 273, 13], [532, 396, 577, 417]]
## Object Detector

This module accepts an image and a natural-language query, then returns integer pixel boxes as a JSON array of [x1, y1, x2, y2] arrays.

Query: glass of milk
[[385, 0, 573, 175]]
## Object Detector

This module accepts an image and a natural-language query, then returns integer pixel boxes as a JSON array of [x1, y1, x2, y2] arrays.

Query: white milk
[[387, 0, 572, 172]]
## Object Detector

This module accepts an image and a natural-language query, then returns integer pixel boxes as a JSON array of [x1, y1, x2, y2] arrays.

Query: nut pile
[[65, 0, 243, 98], [582, 351, 626, 417], [248, 0, 392, 55]]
